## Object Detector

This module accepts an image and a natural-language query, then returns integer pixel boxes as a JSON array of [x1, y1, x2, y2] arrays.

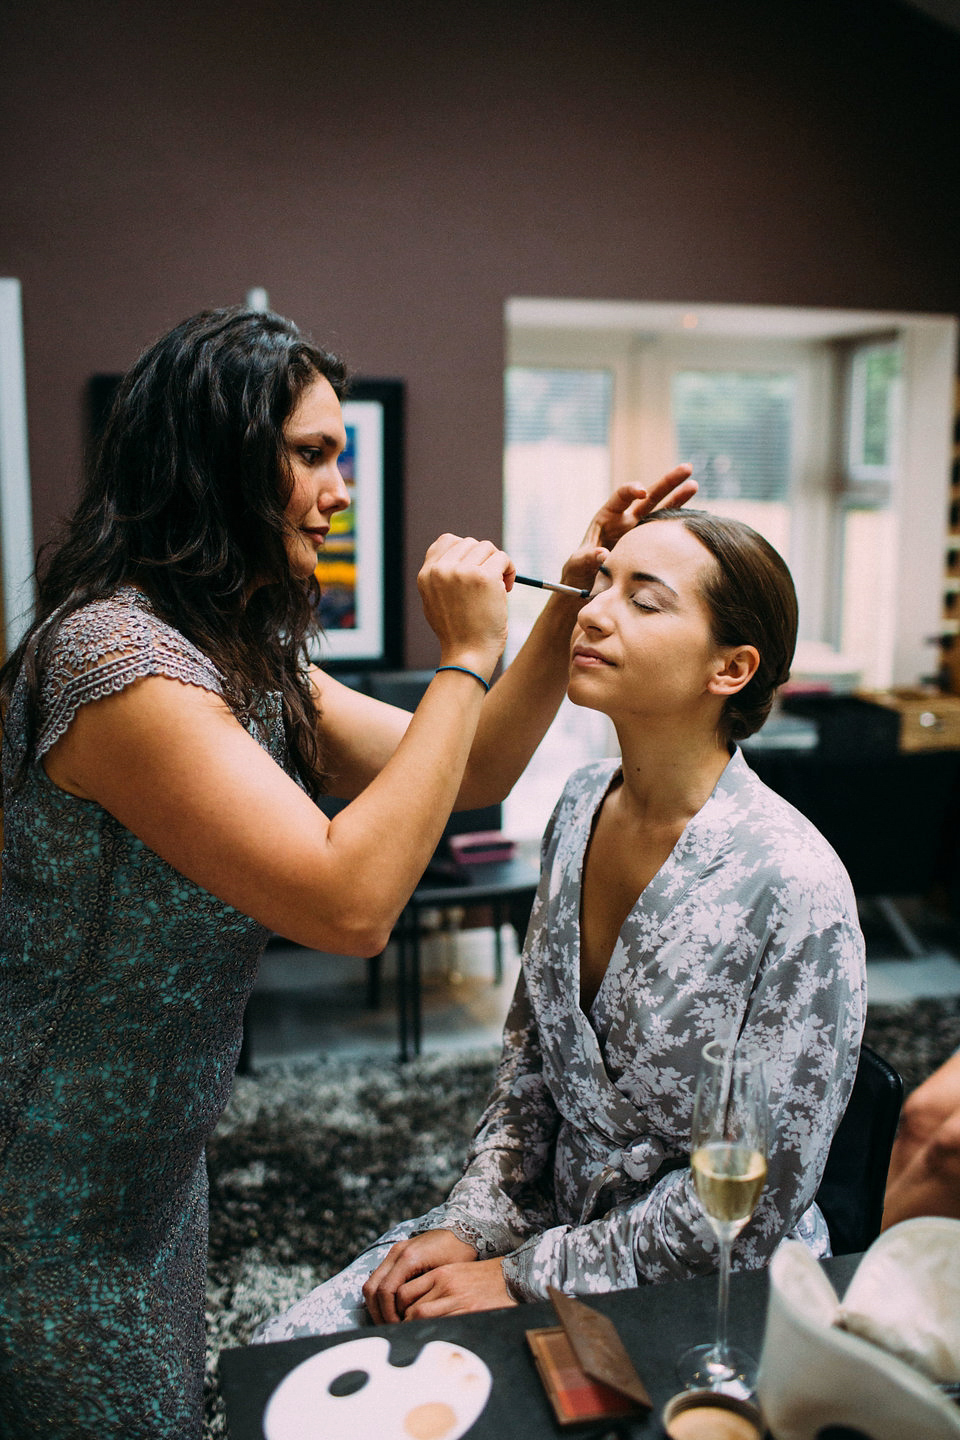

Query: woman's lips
[[572, 647, 613, 666]]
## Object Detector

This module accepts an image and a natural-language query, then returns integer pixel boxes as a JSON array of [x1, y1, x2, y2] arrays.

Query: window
[[835, 341, 903, 687], [502, 365, 616, 839], [503, 301, 956, 836], [847, 342, 902, 480], [672, 370, 795, 503], [671, 368, 796, 572]]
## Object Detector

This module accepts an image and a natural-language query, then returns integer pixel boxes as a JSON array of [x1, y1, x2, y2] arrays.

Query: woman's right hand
[[362, 1228, 479, 1324], [560, 464, 698, 594], [417, 535, 514, 680]]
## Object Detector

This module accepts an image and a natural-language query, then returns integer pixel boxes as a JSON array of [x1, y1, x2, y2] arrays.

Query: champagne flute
[[676, 1038, 768, 1397]]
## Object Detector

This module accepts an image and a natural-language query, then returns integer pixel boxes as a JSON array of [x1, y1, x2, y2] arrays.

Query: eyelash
[[298, 448, 325, 466]]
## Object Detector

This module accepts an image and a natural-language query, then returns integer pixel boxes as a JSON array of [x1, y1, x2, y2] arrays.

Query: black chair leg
[[366, 952, 383, 1009], [410, 923, 423, 1059]]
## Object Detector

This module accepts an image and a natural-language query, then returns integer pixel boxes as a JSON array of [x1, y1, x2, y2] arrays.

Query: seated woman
[[254, 508, 867, 1339], [882, 1051, 960, 1228]]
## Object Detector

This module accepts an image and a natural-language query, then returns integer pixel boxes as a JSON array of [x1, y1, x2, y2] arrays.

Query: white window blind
[[672, 371, 795, 503], [506, 366, 613, 446]]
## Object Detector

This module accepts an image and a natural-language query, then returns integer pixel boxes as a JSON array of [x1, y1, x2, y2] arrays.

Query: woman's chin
[[284, 544, 321, 581], [566, 678, 606, 713]]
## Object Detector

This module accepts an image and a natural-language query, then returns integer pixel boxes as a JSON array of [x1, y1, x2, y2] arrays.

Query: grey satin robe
[[254, 749, 866, 1338]]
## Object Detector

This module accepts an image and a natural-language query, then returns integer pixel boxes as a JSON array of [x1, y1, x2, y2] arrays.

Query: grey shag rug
[[204, 1047, 500, 1437], [202, 997, 960, 1437]]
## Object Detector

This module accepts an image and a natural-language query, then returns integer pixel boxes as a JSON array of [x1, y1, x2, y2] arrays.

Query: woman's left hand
[[561, 463, 697, 592], [395, 1257, 517, 1321]]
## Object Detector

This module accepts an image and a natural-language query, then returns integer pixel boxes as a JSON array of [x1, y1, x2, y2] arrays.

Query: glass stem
[[714, 1233, 732, 1363]]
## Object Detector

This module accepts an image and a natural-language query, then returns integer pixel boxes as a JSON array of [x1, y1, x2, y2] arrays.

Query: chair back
[[814, 1043, 903, 1255]]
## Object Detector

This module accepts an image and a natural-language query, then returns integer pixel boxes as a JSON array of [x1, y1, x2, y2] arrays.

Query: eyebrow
[[597, 563, 679, 598], [286, 430, 343, 449]]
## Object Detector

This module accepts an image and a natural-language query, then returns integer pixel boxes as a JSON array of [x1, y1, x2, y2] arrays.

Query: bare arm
[[43, 536, 511, 956]]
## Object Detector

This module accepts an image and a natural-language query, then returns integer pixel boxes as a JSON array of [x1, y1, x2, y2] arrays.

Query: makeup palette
[[262, 1336, 493, 1440]]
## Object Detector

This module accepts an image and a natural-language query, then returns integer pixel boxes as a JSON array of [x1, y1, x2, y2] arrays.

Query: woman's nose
[[324, 467, 351, 513], [577, 591, 610, 630]]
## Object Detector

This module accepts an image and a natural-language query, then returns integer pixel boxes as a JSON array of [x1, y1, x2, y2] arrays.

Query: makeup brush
[[514, 574, 590, 599]]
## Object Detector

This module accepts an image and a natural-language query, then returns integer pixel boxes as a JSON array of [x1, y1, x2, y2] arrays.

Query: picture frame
[[313, 377, 404, 671], [0, 279, 36, 657], [86, 372, 405, 671]]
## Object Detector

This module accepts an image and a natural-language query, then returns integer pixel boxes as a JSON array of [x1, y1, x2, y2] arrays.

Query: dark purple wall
[[2, 0, 959, 663]]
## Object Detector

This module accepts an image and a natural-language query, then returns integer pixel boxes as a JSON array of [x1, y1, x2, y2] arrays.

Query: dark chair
[[814, 1043, 904, 1255]]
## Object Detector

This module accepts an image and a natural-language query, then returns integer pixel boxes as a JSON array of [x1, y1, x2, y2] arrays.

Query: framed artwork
[[87, 372, 405, 670], [313, 377, 404, 670], [0, 279, 35, 657]]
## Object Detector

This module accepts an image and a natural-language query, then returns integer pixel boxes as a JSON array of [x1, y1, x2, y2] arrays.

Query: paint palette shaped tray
[[262, 1335, 493, 1440]]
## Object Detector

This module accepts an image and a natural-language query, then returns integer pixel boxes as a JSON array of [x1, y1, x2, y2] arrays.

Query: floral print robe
[[254, 749, 866, 1338]]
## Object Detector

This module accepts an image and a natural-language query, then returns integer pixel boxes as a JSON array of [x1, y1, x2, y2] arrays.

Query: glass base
[[675, 1341, 757, 1400]]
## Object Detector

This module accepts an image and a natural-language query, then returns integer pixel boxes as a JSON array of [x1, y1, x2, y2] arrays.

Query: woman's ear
[[707, 645, 760, 697]]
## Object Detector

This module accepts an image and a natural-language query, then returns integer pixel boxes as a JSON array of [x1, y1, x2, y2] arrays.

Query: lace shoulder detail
[[35, 588, 226, 759]]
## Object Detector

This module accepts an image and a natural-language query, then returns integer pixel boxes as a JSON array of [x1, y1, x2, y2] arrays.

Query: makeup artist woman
[[0, 306, 694, 1439]]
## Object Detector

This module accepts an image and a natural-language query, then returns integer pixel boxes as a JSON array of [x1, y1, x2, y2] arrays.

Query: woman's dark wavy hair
[[635, 508, 798, 744], [0, 306, 348, 799]]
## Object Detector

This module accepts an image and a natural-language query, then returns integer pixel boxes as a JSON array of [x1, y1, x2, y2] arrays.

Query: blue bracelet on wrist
[[435, 664, 491, 693]]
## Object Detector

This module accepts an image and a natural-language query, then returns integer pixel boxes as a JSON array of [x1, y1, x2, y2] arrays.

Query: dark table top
[[408, 854, 541, 908], [219, 1252, 861, 1440]]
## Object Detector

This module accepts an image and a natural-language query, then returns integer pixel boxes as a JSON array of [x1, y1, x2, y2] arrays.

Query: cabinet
[[941, 378, 960, 693]]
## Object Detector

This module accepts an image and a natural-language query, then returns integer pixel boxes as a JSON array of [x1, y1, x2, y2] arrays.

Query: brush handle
[[514, 574, 590, 599]]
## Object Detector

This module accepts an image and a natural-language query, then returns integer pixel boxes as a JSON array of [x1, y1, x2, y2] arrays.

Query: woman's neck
[[612, 720, 732, 830]]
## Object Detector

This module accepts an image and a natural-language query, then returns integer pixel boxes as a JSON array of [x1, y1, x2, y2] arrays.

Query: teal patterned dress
[[0, 588, 290, 1438]]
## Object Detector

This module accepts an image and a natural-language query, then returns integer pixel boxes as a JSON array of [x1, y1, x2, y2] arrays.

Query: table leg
[[492, 903, 504, 985], [410, 919, 423, 1058], [396, 912, 411, 1063]]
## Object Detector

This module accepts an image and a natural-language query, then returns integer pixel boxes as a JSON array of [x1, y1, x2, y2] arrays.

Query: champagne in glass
[[691, 1141, 767, 1225], [677, 1039, 768, 1397]]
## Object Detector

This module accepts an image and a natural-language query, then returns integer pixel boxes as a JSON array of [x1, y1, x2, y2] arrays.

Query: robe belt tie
[[578, 1141, 652, 1224]]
